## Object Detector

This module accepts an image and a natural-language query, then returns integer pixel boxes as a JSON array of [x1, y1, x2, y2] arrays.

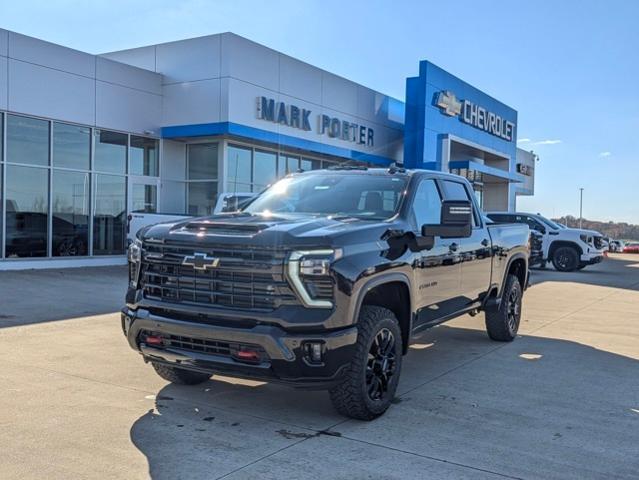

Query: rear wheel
[[552, 246, 579, 272], [577, 262, 587, 270], [485, 274, 522, 341], [151, 362, 211, 385], [329, 306, 402, 420]]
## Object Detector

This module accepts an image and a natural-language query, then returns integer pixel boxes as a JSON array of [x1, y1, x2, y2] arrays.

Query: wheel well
[[508, 258, 527, 290], [549, 241, 583, 258], [361, 281, 411, 354]]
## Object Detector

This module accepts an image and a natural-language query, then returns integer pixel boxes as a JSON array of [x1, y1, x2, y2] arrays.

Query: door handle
[[481, 238, 489, 247], [449, 242, 458, 252]]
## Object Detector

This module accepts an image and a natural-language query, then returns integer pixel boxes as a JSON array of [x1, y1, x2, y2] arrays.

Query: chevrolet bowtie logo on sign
[[182, 253, 221, 271], [435, 90, 516, 142], [436, 91, 463, 117]]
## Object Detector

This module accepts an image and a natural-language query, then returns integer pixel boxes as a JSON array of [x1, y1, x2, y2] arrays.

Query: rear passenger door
[[441, 179, 493, 308]]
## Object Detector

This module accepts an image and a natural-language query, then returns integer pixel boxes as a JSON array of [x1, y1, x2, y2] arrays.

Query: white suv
[[487, 212, 606, 271]]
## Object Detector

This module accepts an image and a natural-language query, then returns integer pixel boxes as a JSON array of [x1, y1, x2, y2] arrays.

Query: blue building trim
[[404, 60, 518, 172], [161, 122, 395, 166]]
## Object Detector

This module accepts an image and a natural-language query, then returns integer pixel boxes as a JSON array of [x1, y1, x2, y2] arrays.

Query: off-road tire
[[485, 274, 522, 342], [151, 362, 211, 385], [552, 246, 579, 272], [328, 306, 403, 420], [577, 263, 587, 270]]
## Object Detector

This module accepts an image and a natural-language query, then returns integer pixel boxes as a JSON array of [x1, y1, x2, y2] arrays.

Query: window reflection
[[95, 130, 127, 174], [131, 184, 158, 213], [130, 136, 159, 176], [7, 115, 49, 166], [5, 165, 49, 257], [53, 122, 90, 170], [94, 174, 126, 255], [188, 144, 218, 180], [227, 145, 252, 192], [52, 170, 89, 256], [253, 150, 277, 190], [188, 182, 217, 216]]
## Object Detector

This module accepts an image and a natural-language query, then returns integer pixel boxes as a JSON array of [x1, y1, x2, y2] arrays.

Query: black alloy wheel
[[506, 287, 521, 334], [366, 328, 398, 401]]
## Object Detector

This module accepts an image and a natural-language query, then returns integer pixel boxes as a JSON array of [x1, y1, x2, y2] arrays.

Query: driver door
[[410, 178, 463, 329]]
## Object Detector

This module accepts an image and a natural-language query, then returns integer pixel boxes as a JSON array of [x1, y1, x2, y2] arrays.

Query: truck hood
[[139, 212, 394, 249], [563, 227, 604, 237]]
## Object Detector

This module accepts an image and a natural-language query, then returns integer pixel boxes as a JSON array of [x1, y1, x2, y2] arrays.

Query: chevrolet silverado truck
[[486, 212, 606, 272], [122, 167, 530, 420]]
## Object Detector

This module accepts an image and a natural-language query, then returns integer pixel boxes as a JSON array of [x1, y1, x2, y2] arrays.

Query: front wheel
[[329, 306, 403, 420], [552, 246, 579, 272], [485, 274, 522, 342]]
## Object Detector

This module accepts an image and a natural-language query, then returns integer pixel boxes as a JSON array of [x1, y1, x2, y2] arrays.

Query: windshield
[[244, 173, 408, 220], [536, 215, 561, 230]]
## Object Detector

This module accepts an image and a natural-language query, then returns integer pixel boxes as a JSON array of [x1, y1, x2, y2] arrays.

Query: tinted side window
[[410, 179, 442, 229], [488, 214, 514, 223]]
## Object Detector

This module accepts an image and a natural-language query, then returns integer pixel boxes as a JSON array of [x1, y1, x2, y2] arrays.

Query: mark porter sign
[[256, 96, 374, 147]]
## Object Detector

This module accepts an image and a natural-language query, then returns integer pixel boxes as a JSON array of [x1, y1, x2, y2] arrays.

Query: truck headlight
[[287, 250, 341, 308], [128, 239, 143, 288]]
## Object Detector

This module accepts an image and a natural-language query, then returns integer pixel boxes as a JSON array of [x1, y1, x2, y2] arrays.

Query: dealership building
[[0, 29, 535, 269]]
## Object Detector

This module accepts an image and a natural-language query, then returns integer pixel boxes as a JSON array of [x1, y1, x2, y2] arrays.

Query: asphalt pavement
[[1, 255, 638, 479]]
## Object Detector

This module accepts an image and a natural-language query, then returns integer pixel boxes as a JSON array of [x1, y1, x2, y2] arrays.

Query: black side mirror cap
[[422, 200, 473, 239]]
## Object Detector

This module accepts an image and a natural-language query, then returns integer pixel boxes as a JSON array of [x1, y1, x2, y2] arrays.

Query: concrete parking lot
[[1, 255, 638, 479]]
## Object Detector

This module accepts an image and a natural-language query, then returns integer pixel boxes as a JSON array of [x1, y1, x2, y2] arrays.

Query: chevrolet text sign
[[257, 97, 374, 147], [436, 91, 515, 142]]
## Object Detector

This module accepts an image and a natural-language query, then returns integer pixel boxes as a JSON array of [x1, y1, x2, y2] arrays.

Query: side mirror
[[422, 200, 473, 240]]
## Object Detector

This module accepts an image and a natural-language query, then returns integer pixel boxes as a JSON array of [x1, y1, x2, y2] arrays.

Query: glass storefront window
[[188, 143, 218, 179], [188, 182, 217, 216], [94, 130, 127, 174], [5, 165, 49, 258], [227, 145, 252, 192], [93, 174, 126, 255], [7, 115, 49, 166], [131, 184, 158, 213], [53, 122, 90, 170], [52, 170, 89, 256], [130, 136, 159, 176], [253, 150, 277, 190]]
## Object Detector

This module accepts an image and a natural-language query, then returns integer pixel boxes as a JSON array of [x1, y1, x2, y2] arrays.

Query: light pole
[[579, 188, 584, 229]]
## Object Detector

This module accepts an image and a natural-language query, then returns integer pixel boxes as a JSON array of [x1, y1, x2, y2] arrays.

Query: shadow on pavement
[[0, 266, 127, 328], [130, 324, 639, 480]]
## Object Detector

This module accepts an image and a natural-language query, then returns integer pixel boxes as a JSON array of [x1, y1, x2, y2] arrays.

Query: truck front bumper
[[121, 308, 358, 390], [580, 253, 604, 265]]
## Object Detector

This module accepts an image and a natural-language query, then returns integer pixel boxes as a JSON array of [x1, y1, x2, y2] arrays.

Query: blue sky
[[2, 0, 637, 223]]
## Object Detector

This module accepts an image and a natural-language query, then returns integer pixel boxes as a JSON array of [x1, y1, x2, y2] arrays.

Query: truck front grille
[[139, 243, 299, 311]]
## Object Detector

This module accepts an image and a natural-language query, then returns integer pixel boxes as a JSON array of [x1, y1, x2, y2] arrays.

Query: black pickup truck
[[122, 167, 530, 419]]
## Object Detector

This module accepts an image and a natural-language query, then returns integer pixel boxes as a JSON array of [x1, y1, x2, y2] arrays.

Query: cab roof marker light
[[288, 250, 336, 308]]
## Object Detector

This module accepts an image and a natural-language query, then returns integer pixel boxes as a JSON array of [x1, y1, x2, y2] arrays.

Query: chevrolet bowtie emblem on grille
[[436, 90, 462, 117], [182, 253, 220, 270]]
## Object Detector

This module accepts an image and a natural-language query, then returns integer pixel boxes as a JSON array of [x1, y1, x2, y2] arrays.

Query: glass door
[[128, 176, 159, 214]]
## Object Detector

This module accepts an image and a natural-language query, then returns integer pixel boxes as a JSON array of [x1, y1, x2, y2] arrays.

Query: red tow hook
[[145, 335, 164, 346]]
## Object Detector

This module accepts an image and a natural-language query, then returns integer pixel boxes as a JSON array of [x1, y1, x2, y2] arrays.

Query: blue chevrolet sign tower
[[404, 61, 522, 210]]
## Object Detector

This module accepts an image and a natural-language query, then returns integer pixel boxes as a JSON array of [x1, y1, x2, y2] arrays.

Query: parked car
[[486, 212, 606, 272], [623, 243, 639, 253], [123, 167, 530, 420], [609, 240, 626, 253]]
